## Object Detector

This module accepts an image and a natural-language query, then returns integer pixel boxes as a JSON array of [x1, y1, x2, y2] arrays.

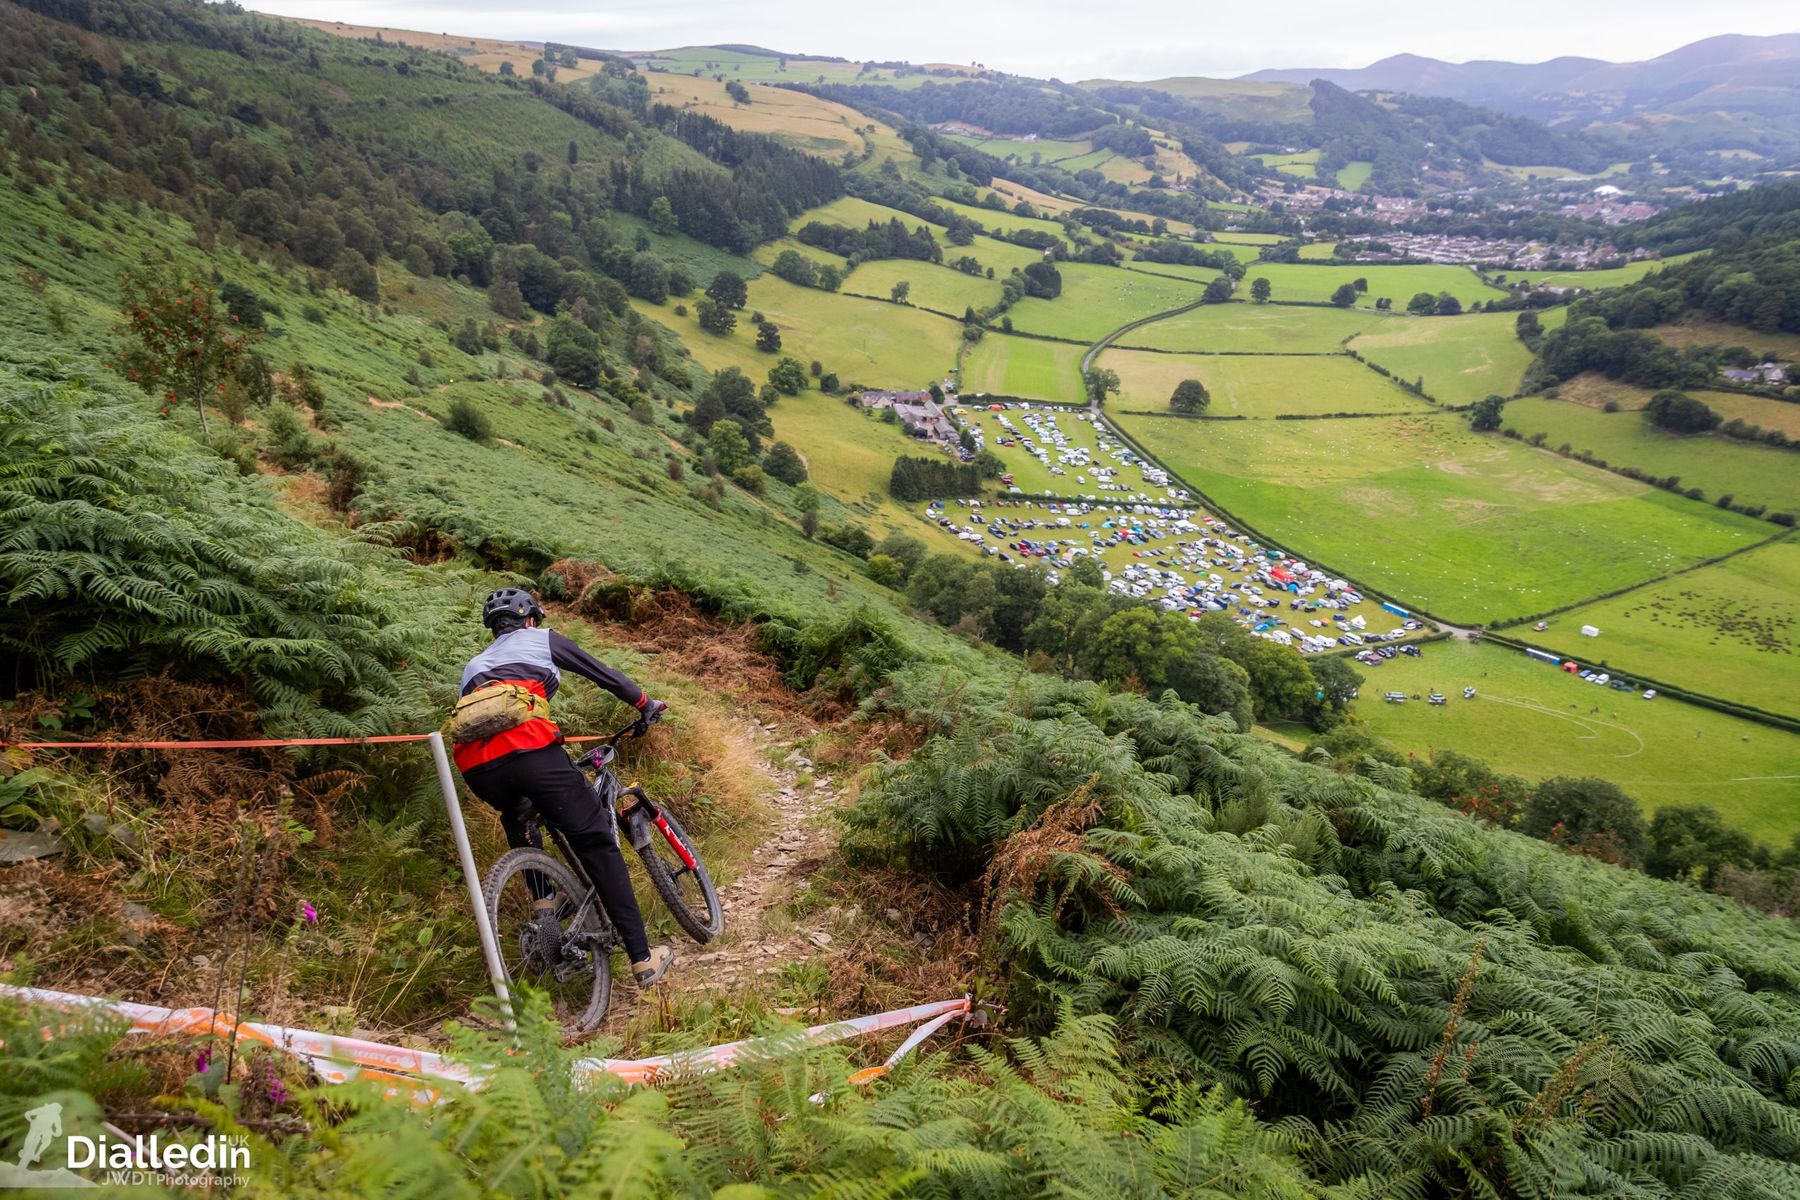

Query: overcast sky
[[247, 1, 1798, 80]]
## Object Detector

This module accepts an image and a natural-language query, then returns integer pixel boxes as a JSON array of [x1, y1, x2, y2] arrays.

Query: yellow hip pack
[[444, 682, 551, 744]]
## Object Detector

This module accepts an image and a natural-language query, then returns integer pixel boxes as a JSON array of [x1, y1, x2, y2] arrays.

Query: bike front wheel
[[481, 847, 614, 1033], [632, 801, 725, 944]]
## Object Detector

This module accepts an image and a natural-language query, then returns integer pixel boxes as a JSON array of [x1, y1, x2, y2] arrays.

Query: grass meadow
[[1507, 252, 1704, 292], [1532, 536, 1800, 720], [638, 74, 872, 157], [1103, 350, 1430, 416], [1247, 262, 1507, 309], [840, 258, 1006, 316], [1337, 161, 1374, 191], [960, 334, 1087, 403], [1502, 397, 1799, 516], [1338, 641, 1800, 840], [1113, 410, 1771, 624], [1120, 302, 1388, 353], [1347, 310, 1551, 405], [631, 275, 962, 388], [1007, 264, 1208, 342]]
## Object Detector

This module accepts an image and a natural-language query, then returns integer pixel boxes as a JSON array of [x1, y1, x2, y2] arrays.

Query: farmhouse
[[855, 388, 958, 446]]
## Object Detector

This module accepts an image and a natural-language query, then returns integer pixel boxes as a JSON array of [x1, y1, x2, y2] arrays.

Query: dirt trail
[[597, 718, 842, 1036], [674, 718, 841, 990]]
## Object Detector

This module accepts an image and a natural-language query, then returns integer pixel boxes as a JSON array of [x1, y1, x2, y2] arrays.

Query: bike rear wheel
[[481, 847, 613, 1033], [633, 802, 725, 944]]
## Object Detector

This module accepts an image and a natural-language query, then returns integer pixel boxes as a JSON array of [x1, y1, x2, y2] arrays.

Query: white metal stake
[[428, 731, 515, 1029]]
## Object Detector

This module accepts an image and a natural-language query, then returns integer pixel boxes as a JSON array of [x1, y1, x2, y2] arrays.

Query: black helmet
[[483, 587, 543, 630]]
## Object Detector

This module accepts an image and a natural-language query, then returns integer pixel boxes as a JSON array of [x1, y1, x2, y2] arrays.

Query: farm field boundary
[[1487, 526, 1795, 632], [1479, 631, 1800, 734]]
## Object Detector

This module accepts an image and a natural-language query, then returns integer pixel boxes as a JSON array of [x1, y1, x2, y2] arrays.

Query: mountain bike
[[479, 717, 724, 1032]]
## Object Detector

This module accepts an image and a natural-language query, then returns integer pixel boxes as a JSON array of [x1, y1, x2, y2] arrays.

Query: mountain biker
[[453, 587, 675, 988]]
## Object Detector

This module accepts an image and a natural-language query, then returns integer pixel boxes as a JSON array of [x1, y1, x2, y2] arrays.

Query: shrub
[[444, 397, 491, 441]]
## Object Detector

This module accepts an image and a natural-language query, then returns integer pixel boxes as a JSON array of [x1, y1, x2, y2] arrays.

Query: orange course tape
[[1, 985, 974, 1101], [0, 734, 614, 751]]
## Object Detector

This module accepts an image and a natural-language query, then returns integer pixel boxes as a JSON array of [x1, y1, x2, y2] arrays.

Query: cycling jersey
[[453, 626, 647, 771]]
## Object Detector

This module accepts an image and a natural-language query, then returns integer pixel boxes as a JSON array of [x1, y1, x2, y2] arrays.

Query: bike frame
[[517, 718, 702, 932]]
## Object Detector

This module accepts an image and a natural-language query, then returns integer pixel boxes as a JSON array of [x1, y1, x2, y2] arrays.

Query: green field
[[1006, 263, 1208, 343], [1651, 319, 1800, 362], [1210, 231, 1284, 245], [1342, 641, 1800, 840], [960, 334, 1086, 403], [840, 258, 1004, 316], [1337, 161, 1374, 191], [632, 274, 961, 387], [1113, 410, 1771, 624], [1104, 350, 1429, 416], [1348, 310, 1548, 405], [1530, 536, 1799, 720], [1248, 262, 1507, 308], [1121, 261, 1228, 286], [1120, 302, 1389, 353], [1503, 397, 1799, 516], [1185, 241, 1261, 264], [1510, 252, 1703, 292], [1254, 149, 1320, 178], [938, 197, 1071, 242], [1297, 242, 1339, 260]]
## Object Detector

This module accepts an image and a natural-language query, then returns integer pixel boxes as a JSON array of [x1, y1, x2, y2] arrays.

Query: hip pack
[[444, 682, 551, 744]]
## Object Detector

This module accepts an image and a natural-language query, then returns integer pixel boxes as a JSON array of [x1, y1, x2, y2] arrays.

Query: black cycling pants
[[461, 744, 650, 961]]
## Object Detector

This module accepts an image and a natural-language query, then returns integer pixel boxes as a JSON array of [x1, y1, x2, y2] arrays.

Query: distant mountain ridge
[[1241, 33, 1800, 127]]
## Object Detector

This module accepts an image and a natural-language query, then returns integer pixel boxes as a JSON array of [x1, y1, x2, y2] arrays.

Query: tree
[[973, 449, 1006, 478], [762, 440, 808, 485], [1521, 776, 1650, 867], [724, 80, 750, 104], [767, 356, 808, 395], [1435, 292, 1462, 316], [647, 195, 678, 236], [1083, 367, 1120, 407], [1647, 805, 1756, 886], [1202, 276, 1234, 304], [706, 270, 748, 310], [1470, 395, 1506, 432], [891, 281, 911, 304], [114, 274, 258, 435], [865, 554, 905, 588], [444, 397, 491, 441], [627, 252, 669, 304], [1170, 379, 1210, 414], [545, 318, 600, 388], [755, 321, 782, 353], [218, 281, 266, 329], [1406, 291, 1438, 315], [706, 420, 755, 474], [1250, 277, 1272, 304], [1353, 277, 1368, 293], [1330, 282, 1358, 308], [1515, 310, 1542, 341], [1645, 390, 1720, 434], [1021, 261, 1062, 299], [488, 278, 526, 320], [770, 250, 819, 288], [1305, 655, 1363, 731], [731, 464, 766, 494], [695, 297, 737, 336]]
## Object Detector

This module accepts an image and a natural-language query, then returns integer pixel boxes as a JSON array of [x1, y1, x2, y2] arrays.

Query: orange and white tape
[[1, 985, 975, 1102]]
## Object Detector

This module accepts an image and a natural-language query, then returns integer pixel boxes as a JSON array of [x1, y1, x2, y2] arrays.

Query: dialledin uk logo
[[1, 1101, 251, 1190]]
